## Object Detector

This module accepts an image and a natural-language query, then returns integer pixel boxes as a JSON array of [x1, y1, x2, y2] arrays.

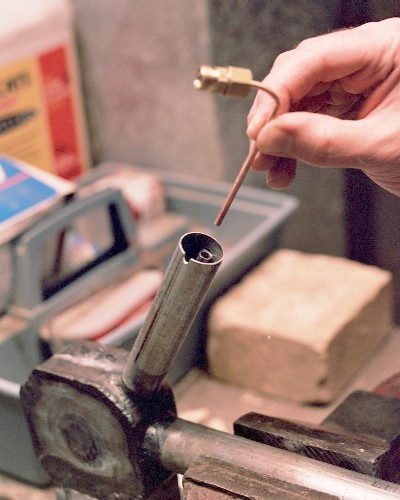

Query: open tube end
[[180, 232, 223, 264]]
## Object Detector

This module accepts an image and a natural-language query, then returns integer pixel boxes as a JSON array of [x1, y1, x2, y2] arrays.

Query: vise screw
[[20, 232, 400, 499]]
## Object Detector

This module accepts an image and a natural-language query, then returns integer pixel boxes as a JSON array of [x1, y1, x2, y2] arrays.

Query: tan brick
[[207, 250, 393, 403]]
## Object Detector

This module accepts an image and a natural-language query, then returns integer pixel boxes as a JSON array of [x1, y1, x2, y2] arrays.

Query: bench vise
[[20, 233, 400, 499]]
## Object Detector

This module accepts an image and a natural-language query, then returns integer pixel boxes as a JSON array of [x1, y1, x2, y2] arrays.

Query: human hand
[[247, 18, 400, 196]]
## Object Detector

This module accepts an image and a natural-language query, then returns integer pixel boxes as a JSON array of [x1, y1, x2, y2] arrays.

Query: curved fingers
[[247, 20, 400, 139]]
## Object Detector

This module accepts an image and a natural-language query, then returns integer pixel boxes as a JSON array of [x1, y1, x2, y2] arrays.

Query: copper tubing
[[214, 79, 280, 226], [214, 143, 259, 225]]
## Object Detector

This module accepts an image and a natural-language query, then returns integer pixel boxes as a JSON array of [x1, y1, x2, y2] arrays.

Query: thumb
[[256, 112, 372, 168]]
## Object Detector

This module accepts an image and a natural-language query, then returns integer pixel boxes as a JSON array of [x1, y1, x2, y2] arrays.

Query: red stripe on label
[[39, 46, 83, 179]]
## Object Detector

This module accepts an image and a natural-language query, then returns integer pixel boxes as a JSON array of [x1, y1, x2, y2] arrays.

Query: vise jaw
[[234, 389, 400, 484], [20, 341, 176, 499]]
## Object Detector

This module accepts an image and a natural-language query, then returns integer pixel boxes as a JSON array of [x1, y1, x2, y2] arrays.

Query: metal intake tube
[[122, 232, 223, 396]]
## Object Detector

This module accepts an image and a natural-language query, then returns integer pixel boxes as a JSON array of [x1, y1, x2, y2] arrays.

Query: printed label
[[0, 45, 87, 179], [0, 56, 52, 171]]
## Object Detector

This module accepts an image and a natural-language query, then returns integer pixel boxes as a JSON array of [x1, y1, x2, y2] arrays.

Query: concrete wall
[[71, 1, 344, 256], [71, 0, 224, 178]]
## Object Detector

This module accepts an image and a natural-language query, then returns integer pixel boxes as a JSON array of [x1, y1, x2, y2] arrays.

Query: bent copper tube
[[122, 232, 223, 396], [194, 65, 280, 226]]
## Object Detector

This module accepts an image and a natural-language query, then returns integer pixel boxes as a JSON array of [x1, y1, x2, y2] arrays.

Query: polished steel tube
[[122, 232, 223, 396], [158, 418, 400, 500]]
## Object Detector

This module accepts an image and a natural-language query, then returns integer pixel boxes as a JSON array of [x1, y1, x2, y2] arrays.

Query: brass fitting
[[194, 65, 253, 98]]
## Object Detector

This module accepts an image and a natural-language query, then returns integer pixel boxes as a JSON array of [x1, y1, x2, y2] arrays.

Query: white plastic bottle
[[0, 0, 89, 179]]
